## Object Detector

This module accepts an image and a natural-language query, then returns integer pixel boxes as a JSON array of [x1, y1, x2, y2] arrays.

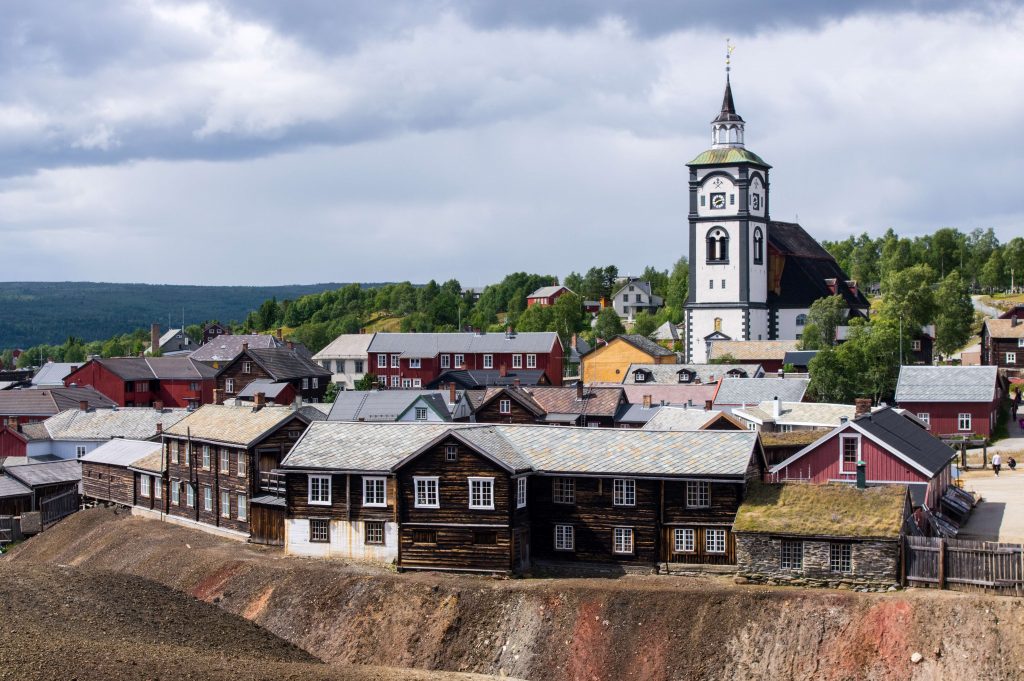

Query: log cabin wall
[[473, 398, 540, 425], [396, 438, 514, 572], [133, 471, 161, 510], [82, 461, 135, 506]]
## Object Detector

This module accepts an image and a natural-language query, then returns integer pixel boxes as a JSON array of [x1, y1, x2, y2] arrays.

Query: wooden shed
[[4, 460, 82, 525], [81, 439, 162, 507], [0, 474, 33, 516]]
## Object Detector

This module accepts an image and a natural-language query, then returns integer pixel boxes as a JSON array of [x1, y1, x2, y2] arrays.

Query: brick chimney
[[277, 328, 283, 341], [704, 399, 713, 411], [448, 383, 457, 405], [213, 388, 224, 405], [254, 392, 266, 409], [777, 368, 784, 378], [855, 397, 872, 418], [150, 323, 160, 354], [1013, 316, 1020, 327], [513, 378, 521, 387], [242, 341, 248, 352], [153, 400, 164, 411], [845, 280, 858, 297], [825, 278, 837, 295], [576, 382, 584, 400], [642, 394, 652, 409], [155, 422, 162, 434], [499, 363, 507, 377], [287, 340, 294, 350], [79, 400, 89, 412]]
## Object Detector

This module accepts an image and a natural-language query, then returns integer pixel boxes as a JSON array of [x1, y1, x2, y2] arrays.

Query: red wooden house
[[767, 407, 955, 510], [64, 357, 217, 409], [367, 331, 564, 388], [895, 365, 1001, 438], [526, 285, 572, 308]]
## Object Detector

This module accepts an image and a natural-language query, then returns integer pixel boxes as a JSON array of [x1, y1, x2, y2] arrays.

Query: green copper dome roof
[[688, 147, 770, 167]]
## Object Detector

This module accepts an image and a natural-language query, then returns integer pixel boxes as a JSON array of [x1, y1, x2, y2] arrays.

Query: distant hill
[[0, 281, 358, 349]]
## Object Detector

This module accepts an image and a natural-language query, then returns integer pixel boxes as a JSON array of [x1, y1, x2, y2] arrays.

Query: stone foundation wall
[[736, 533, 899, 590]]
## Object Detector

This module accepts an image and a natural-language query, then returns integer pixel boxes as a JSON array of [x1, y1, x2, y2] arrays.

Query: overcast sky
[[2, 1, 1022, 286]]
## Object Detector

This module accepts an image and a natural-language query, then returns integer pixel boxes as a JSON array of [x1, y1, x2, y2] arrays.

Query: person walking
[[993, 452, 1002, 476]]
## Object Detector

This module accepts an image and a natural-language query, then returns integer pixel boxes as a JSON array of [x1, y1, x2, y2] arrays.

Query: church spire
[[711, 40, 745, 148]]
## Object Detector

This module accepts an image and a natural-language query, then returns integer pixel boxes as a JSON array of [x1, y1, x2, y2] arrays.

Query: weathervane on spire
[[726, 38, 735, 75]]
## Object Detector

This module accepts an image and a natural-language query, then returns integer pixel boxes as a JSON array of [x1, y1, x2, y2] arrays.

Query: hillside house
[[895, 366, 1001, 438], [526, 285, 572, 307], [611, 279, 663, 322], [216, 346, 331, 404], [64, 357, 216, 409], [468, 384, 627, 428], [652, 322, 681, 349], [81, 439, 164, 508], [426, 368, 550, 392], [581, 335, 676, 385], [190, 334, 279, 366], [146, 324, 198, 356], [311, 333, 374, 390], [981, 318, 1024, 371]]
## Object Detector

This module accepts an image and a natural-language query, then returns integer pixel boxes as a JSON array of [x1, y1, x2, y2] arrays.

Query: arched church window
[[753, 227, 764, 265], [796, 314, 807, 327], [706, 227, 729, 262]]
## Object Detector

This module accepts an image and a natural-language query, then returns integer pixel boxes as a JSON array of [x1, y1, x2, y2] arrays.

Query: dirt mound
[[9, 508, 1024, 680]]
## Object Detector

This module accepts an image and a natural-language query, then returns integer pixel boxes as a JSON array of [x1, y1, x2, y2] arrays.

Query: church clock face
[[710, 192, 726, 209], [751, 193, 761, 210]]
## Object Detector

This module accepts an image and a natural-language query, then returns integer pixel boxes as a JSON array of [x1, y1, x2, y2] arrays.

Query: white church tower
[[684, 50, 772, 363]]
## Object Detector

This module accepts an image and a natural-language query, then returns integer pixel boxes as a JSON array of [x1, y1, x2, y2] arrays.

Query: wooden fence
[[905, 536, 1024, 596], [39, 488, 79, 526], [0, 515, 25, 548]]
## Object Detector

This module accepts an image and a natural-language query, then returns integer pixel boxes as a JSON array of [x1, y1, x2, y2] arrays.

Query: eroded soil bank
[[8, 508, 1024, 681]]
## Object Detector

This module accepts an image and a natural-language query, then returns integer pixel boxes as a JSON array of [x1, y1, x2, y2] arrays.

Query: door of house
[[515, 528, 530, 572]]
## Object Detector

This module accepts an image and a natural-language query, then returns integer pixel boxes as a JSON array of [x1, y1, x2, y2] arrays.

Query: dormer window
[[677, 370, 693, 384], [634, 370, 649, 383]]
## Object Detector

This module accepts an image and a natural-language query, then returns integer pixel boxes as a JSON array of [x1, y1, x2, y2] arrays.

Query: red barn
[[526, 285, 571, 308], [64, 357, 217, 409], [895, 365, 1001, 438], [367, 331, 565, 388], [768, 407, 955, 510]]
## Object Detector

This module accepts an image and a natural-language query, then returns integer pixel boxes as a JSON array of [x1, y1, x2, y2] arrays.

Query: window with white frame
[[830, 543, 852, 573], [184, 443, 190, 466], [390, 375, 399, 387], [363, 477, 386, 506], [153, 477, 161, 499], [140, 475, 151, 497], [468, 477, 494, 509], [483, 354, 493, 369], [1019, 338, 1024, 348], [186, 484, 195, 508], [911, 340, 922, 351], [390, 354, 400, 368], [309, 518, 329, 543], [780, 540, 803, 569], [402, 379, 412, 388], [686, 481, 710, 508], [355, 360, 364, 373], [171, 481, 180, 505], [445, 445, 457, 461], [409, 358, 421, 369], [242, 361, 252, 374], [201, 445, 210, 469], [220, 449, 230, 473], [917, 413, 931, 428], [302, 378, 309, 390], [237, 494, 247, 521], [706, 529, 726, 554], [135, 381, 149, 393], [512, 354, 522, 369], [378, 375, 387, 387], [613, 478, 636, 506], [499, 399, 511, 414], [412, 379, 422, 388], [203, 486, 213, 511], [414, 477, 439, 508], [415, 407, 428, 420], [170, 443, 178, 465], [309, 475, 331, 505], [76, 445, 87, 459], [554, 524, 574, 551], [441, 354, 450, 368], [746, 421, 757, 431], [674, 528, 695, 553], [225, 377, 235, 393], [516, 477, 527, 508], [237, 451, 247, 477], [959, 413, 972, 431], [1007, 352, 1017, 365], [553, 478, 575, 504], [365, 521, 384, 545], [378, 354, 387, 368], [613, 527, 634, 554], [454, 353, 464, 368], [840, 435, 860, 473], [312, 377, 319, 389], [221, 491, 230, 518], [527, 354, 537, 369]]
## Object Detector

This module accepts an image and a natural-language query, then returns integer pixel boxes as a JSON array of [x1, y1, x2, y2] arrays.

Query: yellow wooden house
[[582, 334, 677, 384]]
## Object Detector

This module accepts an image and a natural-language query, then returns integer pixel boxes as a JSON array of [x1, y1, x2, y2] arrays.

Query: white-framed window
[[483, 354, 494, 369], [140, 475, 151, 497], [445, 445, 457, 462], [308, 474, 332, 505], [242, 361, 252, 374], [959, 413, 972, 431], [552, 478, 575, 504], [402, 378, 412, 388], [354, 360, 364, 373], [746, 421, 757, 431], [202, 445, 211, 469], [377, 354, 387, 368], [302, 378, 309, 390], [390, 354, 400, 368], [203, 486, 213, 511], [440, 354, 450, 369], [184, 443, 190, 466], [153, 477, 161, 500], [237, 451, 247, 477], [1019, 337, 1024, 348], [378, 375, 388, 387], [309, 518, 329, 543], [221, 491, 230, 518], [686, 481, 710, 508], [554, 524, 574, 551], [363, 476, 387, 507], [415, 407, 428, 420], [527, 354, 537, 369], [917, 413, 931, 428], [830, 543, 852, 573], [512, 354, 523, 369], [516, 477, 527, 508], [414, 477, 439, 508], [390, 375, 400, 387], [225, 377, 235, 393], [412, 378, 422, 388], [312, 377, 319, 389], [911, 340, 922, 351], [840, 434, 860, 473], [613, 478, 636, 506], [237, 494, 247, 521], [409, 357, 421, 369], [171, 480, 180, 505], [365, 521, 385, 545], [135, 381, 149, 393], [468, 477, 495, 510], [499, 399, 511, 414], [454, 353, 464, 368], [780, 540, 803, 569], [76, 445, 87, 459], [613, 527, 634, 554], [706, 529, 726, 554], [220, 449, 230, 473], [1007, 352, 1017, 365], [186, 484, 195, 508], [170, 443, 178, 465], [674, 528, 695, 553]]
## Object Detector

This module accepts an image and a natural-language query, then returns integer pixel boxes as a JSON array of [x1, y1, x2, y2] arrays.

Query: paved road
[[971, 295, 1003, 318], [959, 470, 1024, 542]]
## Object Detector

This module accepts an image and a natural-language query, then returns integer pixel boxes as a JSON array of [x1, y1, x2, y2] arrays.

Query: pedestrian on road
[[993, 453, 1002, 476], [1009, 457, 1017, 471]]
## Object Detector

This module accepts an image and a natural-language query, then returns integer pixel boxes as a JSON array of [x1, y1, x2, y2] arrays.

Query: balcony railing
[[259, 471, 286, 495]]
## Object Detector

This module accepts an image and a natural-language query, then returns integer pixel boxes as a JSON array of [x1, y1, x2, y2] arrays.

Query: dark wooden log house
[[81, 439, 164, 507], [215, 346, 332, 404]]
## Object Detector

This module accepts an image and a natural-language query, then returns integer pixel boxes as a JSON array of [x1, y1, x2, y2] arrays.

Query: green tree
[[664, 256, 689, 316], [878, 263, 937, 332], [806, 347, 849, 402], [934, 271, 974, 357], [800, 295, 847, 350], [514, 303, 554, 332], [631, 311, 659, 338], [354, 373, 378, 391], [550, 293, 586, 345], [640, 266, 669, 299], [979, 250, 1007, 291], [593, 308, 625, 340], [323, 382, 340, 403]]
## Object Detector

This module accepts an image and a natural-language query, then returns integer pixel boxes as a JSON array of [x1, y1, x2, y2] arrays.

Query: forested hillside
[[0, 281, 351, 349]]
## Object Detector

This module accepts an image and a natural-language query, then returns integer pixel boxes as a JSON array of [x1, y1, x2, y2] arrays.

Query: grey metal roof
[[311, 333, 375, 360], [734, 401, 855, 427], [714, 377, 809, 406], [642, 407, 723, 431], [0, 387, 115, 417], [80, 439, 162, 467], [895, 365, 999, 403], [624, 363, 761, 384], [190, 335, 279, 363], [367, 332, 559, 356], [237, 379, 292, 399], [282, 422, 760, 478], [783, 350, 818, 366], [615, 335, 675, 358], [613, 403, 662, 424], [251, 494, 287, 507], [527, 285, 568, 299], [31, 362, 79, 387], [327, 391, 453, 422], [652, 322, 680, 341], [245, 348, 332, 381], [44, 407, 188, 441], [6, 460, 82, 487], [0, 475, 32, 499]]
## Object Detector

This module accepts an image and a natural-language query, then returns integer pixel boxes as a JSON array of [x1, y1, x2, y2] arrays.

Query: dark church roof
[[767, 221, 870, 311], [713, 76, 744, 123]]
